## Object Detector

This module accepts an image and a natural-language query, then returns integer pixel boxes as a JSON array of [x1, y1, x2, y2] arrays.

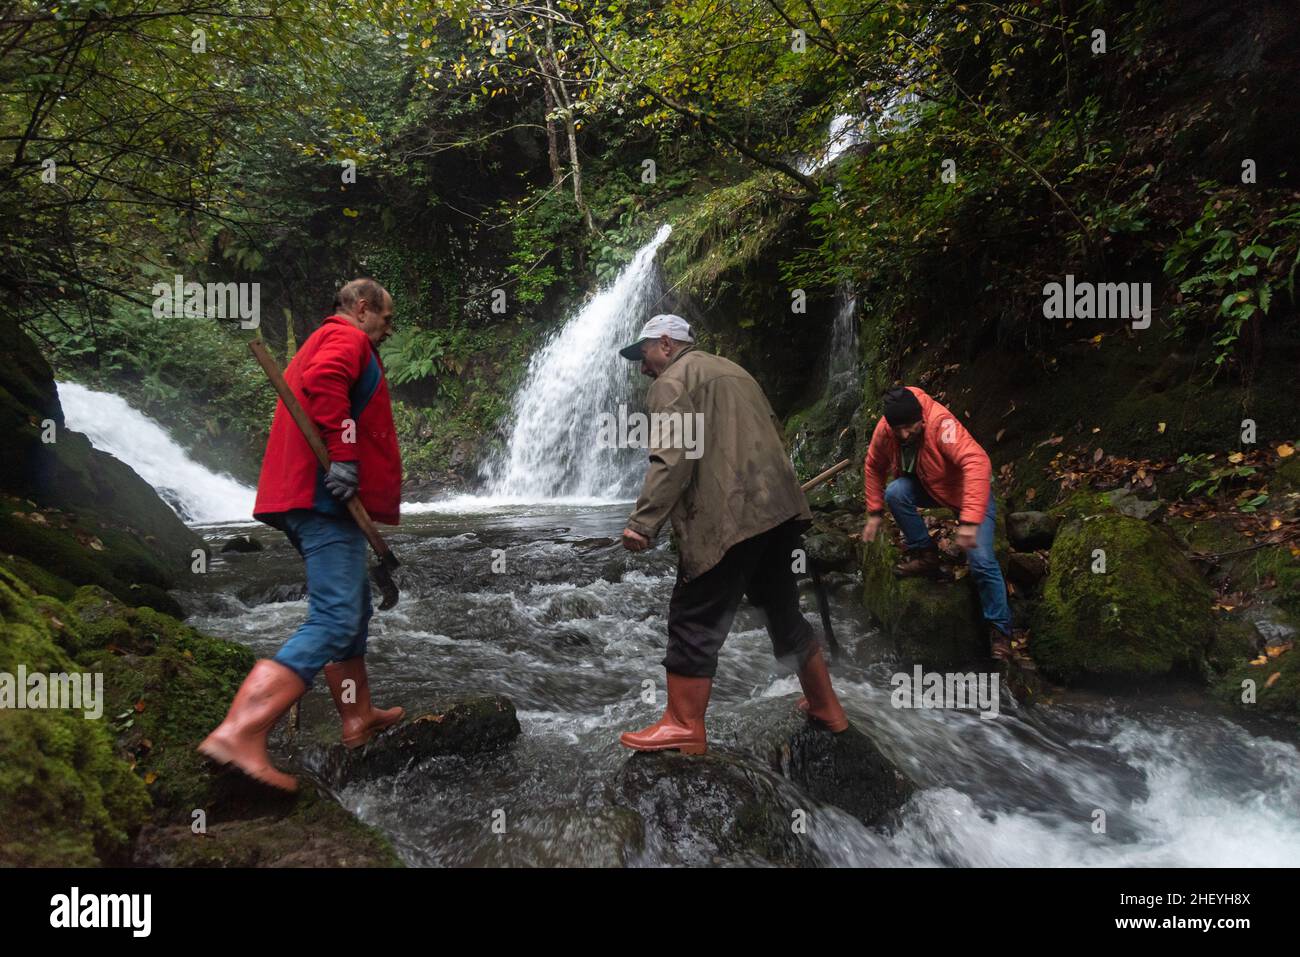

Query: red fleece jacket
[[253, 315, 401, 525], [863, 386, 991, 525]]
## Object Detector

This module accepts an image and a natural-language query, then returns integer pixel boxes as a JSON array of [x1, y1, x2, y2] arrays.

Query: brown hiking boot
[[894, 546, 941, 579], [198, 659, 306, 792], [989, 625, 1013, 661], [324, 656, 405, 749], [794, 644, 849, 732], [620, 673, 711, 755]]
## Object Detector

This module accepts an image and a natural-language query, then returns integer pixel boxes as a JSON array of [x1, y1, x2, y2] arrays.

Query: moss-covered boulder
[[0, 569, 150, 865], [0, 568, 401, 867], [0, 316, 201, 614], [1031, 514, 1217, 682], [860, 532, 986, 667]]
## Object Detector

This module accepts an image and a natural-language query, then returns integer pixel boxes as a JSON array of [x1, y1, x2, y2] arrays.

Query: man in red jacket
[[861, 385, 1014, 659], [199, 279, 404, 791]]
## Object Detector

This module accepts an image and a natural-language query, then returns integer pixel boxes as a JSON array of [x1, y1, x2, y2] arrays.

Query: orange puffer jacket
[[863, 386, 991, 525]]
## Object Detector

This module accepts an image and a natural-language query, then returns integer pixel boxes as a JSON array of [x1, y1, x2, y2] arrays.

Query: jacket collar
[[665, 343, 696, 371]]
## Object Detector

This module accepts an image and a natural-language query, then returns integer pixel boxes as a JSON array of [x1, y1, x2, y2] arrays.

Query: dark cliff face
[[0, 316, 201, 614]]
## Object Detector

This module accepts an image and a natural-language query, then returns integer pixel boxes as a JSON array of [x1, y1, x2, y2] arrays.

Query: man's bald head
[[333, 278, 394, 346]]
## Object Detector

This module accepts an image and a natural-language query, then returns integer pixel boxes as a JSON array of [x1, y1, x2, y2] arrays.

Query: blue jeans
[[273, 509, 372, 685], [883, 477, 1012, 635]]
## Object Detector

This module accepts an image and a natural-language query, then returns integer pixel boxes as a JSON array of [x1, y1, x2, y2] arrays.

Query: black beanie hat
[[882, 386, 922, 428]]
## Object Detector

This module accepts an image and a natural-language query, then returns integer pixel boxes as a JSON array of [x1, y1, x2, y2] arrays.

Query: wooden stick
[[801, 458, 853, 494]]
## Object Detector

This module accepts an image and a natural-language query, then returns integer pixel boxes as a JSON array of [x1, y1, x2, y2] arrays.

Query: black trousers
[[663, 518, 817, 678]]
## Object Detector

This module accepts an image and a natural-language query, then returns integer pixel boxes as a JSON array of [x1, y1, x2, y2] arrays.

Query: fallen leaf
[[1267, 641, 1293, 658], [143, 771, 158, 785], [1266, 672, 1281, 688], [1093, 447, 1104, 463], [1228, 452, 1244, 464], [1025, 487, 1037, 502], [1249, 656, 1268, 666], [1158, 422, 1167, 434], [134, 699, 145, 713], [1278, 443, 1295, 458], [996, 428, 1006, 442]]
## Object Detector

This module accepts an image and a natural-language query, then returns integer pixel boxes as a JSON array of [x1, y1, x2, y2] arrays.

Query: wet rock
[[1006, 511, 1060, 551], [236, 581, 306, 605], [743, 696, 914, 827], [1030, 514, 1216, 682], [1105, 487, 1163, 521], [434, 807, 646, 867], [313, 695, 521, 786], [860, 533, 986, 667], [1006, 552, 1048, 592], [220, 535, 263, 553], [614, 749, 817, 866], [131, 787, 401, 867], [804, 530, 855, 571]]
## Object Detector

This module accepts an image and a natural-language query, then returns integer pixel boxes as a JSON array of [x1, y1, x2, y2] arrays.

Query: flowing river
[[166, 499, 1300, 867]]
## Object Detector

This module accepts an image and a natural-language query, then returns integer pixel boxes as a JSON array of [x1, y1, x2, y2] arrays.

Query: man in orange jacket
[[861, 385, 1014, 659], [199, 278, 405, 792]]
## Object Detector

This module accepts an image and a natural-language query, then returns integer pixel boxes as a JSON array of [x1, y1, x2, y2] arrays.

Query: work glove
[[324, 461, 359, 502]]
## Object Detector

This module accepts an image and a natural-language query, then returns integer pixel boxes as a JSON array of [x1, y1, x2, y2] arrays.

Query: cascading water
[[826, 283, 860, 392], [481, 224, 673, 502], [56, 381, 257, 525]]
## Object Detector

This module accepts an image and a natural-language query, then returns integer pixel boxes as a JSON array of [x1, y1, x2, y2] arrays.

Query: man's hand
[[622, 527, 651, 552], [955, 523, 979, 550], [324, 461, 360, 501], [861, 514, 883, 543]]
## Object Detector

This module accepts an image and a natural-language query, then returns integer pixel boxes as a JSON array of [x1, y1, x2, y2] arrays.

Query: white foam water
[[56, 381, 257, 524]]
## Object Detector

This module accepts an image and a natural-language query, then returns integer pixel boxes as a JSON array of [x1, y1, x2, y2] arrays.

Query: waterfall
[[826, 283, 860, 393], [56, 381, 257, 525], [482, 224, 673, 502]]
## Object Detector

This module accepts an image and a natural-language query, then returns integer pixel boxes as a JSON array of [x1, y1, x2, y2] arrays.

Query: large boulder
[[1031, 514, 1216, 682], [860, 533, 986, 667], [741, 696, 914, 826], [0, 316, 201, 614], [614, 749, 818, 866], [311, 695, 522, 786], [613, 697, 914, 866]]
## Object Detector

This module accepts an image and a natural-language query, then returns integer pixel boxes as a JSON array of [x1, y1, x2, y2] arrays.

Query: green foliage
[[1164, 189, 1300, 371]]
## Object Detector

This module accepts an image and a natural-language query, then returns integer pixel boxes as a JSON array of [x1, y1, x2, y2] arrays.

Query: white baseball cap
[[619, 314, 695, 360]]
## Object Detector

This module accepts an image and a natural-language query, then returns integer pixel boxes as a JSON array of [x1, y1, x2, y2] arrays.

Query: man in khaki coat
[[618, 314, 848, 754]]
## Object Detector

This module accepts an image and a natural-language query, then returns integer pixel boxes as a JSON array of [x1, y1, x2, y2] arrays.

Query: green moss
[[1212, 655, 1299, 721], [1032, 515, 1216, 681], [0, 568, 151, 866], [860, 532, 986, 667]]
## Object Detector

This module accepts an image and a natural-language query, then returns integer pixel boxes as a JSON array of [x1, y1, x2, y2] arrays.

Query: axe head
[[371, 551, 401, 610]]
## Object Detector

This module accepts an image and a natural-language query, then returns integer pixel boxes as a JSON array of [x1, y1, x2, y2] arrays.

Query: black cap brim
[[618, 339, 646, 360]]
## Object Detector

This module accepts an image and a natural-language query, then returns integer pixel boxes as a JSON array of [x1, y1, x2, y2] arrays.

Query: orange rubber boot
[[197, 659, 307, 791], [620, 673, 711, 755], [324, 656, 404, 749], [795, 645, 849, 732]]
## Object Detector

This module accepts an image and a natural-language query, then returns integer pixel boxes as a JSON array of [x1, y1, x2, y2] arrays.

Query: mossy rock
[[860, 532, 986, 667], [1212, 652, 1299, 723], [0, 568, 150, 866], [1031, 514, 1216, 682]]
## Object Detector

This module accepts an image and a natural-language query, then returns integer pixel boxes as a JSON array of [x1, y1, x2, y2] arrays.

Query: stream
[[170, 498, 1300, 867]]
